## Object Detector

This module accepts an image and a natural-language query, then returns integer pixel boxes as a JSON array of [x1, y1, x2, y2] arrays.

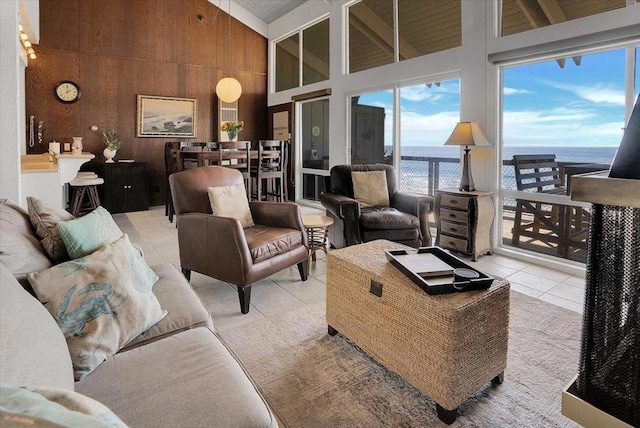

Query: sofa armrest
[[392, 192, 434, 246], [176, 213, 252, 277]]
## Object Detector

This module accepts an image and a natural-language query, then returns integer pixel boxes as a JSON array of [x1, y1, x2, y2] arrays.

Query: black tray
[[384, 246, 494, 295]]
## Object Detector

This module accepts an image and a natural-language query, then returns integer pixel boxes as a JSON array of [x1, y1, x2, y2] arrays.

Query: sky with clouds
[[357, 47, 637, 150]]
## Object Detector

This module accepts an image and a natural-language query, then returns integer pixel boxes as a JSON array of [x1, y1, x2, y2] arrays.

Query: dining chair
[[216, 141, 251, 198], [251, 140, 287, 202], [511, 154, 567, 251], [164, 142, 181, 222]]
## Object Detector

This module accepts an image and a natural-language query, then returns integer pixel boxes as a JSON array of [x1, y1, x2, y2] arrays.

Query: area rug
[[219, 291, 582, 427]]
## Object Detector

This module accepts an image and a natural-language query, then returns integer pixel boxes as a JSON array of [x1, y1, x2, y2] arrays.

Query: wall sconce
[[444, 122, 490, 192]]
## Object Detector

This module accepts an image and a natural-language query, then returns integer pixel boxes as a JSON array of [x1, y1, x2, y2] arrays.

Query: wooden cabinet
[[435, 189, 494, 261], [99, 162, 150, 213]]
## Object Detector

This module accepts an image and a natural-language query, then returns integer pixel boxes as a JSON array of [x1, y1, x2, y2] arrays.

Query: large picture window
[[499, 47, 635, 263]]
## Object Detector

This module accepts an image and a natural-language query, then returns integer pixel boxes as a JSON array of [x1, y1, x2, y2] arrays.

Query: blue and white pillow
[[27, 234, 165, 380], [57, 207, 123, 259]]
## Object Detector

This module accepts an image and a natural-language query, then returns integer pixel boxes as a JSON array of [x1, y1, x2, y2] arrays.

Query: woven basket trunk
[[326, 240, 510, 410]]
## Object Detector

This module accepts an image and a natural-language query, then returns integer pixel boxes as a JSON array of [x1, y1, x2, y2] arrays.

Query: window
[[350, 90, 393, 164], [500, 47, 633, 263], [348, 0, 461, 74], [275, 18, 329, 92], [398, 78, 460, 195], [501, 0, 625, 37], [303, 20, 330, 85]]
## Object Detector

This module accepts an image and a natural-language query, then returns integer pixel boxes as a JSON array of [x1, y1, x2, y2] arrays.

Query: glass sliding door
[[298, 98, 330, 202], [500, 48, 630, 263]]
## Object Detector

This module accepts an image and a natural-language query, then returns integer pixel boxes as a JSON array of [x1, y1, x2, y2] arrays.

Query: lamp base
[[459, 147, 475, 192]]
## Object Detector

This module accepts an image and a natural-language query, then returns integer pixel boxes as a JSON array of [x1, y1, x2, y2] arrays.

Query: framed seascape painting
[[137, 95, 197, 137]]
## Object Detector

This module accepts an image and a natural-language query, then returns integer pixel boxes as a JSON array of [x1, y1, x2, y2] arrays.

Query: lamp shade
[[444, 122, 490, 147], [216, 77, 242, 103]]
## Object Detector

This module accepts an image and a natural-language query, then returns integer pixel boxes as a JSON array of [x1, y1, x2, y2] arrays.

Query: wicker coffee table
[[326, 240, 510, 424]]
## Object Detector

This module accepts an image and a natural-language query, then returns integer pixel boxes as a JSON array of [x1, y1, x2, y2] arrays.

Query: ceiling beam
[[278, 38, 329, 79], [537, 0, 582, 65]]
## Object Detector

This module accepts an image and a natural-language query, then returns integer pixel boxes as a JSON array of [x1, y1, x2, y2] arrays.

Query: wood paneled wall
[[26, 0, 268, 206]]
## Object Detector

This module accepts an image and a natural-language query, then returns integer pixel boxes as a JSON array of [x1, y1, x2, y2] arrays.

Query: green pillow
[[27, 234, 165, 380], [57, 207, 122, 259], [0, 383, 128, 427]]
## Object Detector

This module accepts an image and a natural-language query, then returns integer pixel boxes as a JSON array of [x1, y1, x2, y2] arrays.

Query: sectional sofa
[[0, 198, 277, 427]]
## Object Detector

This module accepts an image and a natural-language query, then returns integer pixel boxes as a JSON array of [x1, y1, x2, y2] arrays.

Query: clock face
[[55, 81, 81, 103]]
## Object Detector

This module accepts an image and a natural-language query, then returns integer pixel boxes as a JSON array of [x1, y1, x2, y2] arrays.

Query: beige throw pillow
[[27, 234, 165, 381], [207, 184, 255, 228], [27, 196, 75, 263], [352, 171, 390, 208]]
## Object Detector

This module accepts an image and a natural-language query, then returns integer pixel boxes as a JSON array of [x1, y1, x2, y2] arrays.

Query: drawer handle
[[449, 213, 456, 218], [450, 228, 457, 232], [450, 200, 458, 204], [448, 241, 456, 246]]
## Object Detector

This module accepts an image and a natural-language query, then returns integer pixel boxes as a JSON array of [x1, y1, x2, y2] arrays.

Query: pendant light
[[216, 0, 242, 103]]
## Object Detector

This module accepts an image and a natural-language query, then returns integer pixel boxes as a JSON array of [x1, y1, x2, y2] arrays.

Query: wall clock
[[54, 80, 81, 103]]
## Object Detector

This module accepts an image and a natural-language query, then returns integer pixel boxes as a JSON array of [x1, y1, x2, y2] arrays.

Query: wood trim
[[291, 88, 331, 102]]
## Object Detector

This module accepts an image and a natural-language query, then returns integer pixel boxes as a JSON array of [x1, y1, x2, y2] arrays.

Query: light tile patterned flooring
[[114, 205, 585, 332]]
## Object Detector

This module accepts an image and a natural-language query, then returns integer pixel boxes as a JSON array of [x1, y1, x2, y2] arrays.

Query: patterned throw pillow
[[207, 184, 255, 228], [352, 171, 390, 208], [27, 196, 75, 263], [57, 207, 123, 259], [0, 383, 128, 427], [27, 234, 165, 381]]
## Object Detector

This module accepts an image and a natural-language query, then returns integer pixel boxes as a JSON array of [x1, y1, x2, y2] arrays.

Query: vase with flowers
[[220, 120, 244, 141], [103, 130, 122, 163]]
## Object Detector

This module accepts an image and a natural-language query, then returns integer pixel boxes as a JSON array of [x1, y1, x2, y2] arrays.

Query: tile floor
[[113, 205, 585, 332]]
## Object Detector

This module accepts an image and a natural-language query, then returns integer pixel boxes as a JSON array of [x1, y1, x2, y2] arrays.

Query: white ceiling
[[233, 0, 310, 24]]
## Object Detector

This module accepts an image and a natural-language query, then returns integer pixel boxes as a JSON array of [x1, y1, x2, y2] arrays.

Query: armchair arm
[[392, 191, 434, 246], [176, 213, 253, 281], [319, 192, 362, 246], [249, 201, 308, 248]]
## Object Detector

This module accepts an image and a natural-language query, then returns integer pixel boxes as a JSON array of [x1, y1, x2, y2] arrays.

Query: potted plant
[[220, 120, 244, 141], [103, 130, 121, 163]]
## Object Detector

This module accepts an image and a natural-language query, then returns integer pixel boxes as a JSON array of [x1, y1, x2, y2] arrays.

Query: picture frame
[[136, 95, 197, 137]]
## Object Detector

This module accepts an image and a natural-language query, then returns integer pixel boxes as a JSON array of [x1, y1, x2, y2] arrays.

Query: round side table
[[302, 214, 334, 265]]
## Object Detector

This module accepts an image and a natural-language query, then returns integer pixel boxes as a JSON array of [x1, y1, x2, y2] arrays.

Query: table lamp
[[444, 122, 490, 192]]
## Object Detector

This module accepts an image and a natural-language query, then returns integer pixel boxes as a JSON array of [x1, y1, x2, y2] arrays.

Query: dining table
[[176, 145, 258, 171]]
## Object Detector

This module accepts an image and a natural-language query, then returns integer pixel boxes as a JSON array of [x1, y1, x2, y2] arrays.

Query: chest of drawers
[[435, 189, 494, 261]]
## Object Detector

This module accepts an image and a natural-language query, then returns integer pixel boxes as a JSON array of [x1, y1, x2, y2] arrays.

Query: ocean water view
[[389, 146, 618, 193], [392, 145, 618, 164]]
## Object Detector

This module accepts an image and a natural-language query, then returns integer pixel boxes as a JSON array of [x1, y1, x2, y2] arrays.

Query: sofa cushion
[[360, 207, 420, 230], [76, 328, 277, 428], [27, 235, 165, 381], [352, 171, 390, 208], [0, 384, 128, 428], [208, 184, 254, 228], [0, 199, 51, 280], [0, 263, 74, 390], [57, 206, 123, 259], [245, 225, 304, 263], [121, 263, 214, 351], [27, 196, 74, 263]]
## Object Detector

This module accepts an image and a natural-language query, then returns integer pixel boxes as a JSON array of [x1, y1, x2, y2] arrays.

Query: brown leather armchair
[[320, 164, 433, 248], [169, 166, 309, 314]]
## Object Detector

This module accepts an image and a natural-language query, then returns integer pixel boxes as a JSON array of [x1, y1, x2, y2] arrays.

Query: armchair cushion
[[245, 225, 304, 263], [360, 207, 419, 230], [207, 184, 254, 228], [351, 171, 390, 207]]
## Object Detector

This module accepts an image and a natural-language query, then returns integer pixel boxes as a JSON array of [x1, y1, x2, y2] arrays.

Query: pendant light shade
[[216, 77, 242, 103]]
